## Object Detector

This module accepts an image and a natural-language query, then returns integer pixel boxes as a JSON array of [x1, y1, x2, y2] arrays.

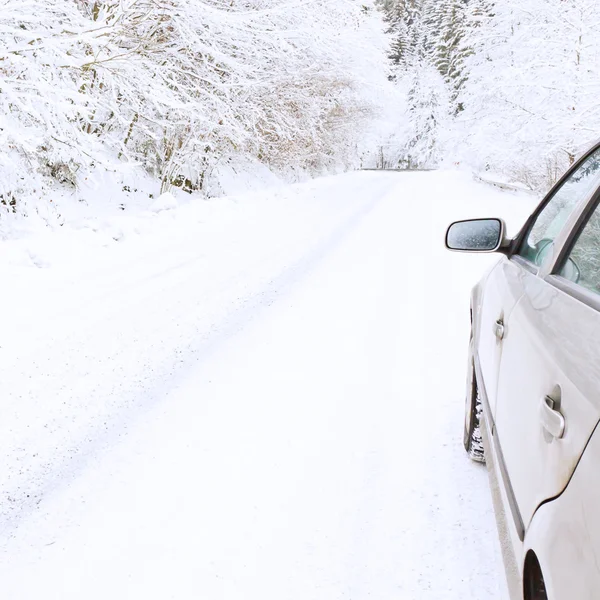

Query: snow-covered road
[[0, 171, 533, 599]]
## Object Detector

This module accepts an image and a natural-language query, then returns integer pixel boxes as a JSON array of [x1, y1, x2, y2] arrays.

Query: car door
[[477, 146, 600, 417], [476, 257, 526, 416], [493, 146, 600, 536]]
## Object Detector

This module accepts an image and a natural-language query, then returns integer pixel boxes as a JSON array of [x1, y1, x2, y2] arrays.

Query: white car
[[446, 142, 600, 600]]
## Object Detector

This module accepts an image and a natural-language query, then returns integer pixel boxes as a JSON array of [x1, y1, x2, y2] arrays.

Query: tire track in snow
[[0, 175, 397, 540]]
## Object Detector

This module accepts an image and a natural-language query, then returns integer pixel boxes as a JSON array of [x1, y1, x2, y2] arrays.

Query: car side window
[[558, 201, 600, 294], [518, 148, 600, 267]]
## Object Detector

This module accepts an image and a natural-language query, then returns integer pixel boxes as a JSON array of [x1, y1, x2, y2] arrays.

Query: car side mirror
[[445, 218, 506, 253]]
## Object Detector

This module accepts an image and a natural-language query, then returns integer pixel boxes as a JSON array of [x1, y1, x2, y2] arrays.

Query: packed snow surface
[[0, 171, 534, 599]]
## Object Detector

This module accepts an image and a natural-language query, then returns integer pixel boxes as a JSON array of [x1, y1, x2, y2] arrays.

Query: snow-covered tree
[[386, 0, 422, 68], [434, 0, 469, 113], [380, 0, 600, 187], [0, 0, 395, 214], [381, 0, 466, 167], [452, 0, 600, 188]]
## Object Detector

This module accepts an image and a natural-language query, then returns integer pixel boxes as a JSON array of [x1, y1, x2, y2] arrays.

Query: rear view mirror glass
[[446, 219, 504, 252]]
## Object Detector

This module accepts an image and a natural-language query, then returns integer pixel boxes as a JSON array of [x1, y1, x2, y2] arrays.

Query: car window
[[558, 201, 600, 294], [518, 147, 600, 266]]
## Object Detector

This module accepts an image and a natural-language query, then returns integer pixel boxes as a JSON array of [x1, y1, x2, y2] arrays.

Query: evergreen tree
[[379, 0, 459, 167], [435, 1, 470, 113], [385, 0, 422, 68]]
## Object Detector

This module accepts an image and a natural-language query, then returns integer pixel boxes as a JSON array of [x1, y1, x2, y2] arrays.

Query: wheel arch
[[523, 550, 547, 600]]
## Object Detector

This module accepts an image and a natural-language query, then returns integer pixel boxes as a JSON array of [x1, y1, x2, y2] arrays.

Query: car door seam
[[530, 418, 600, 527]]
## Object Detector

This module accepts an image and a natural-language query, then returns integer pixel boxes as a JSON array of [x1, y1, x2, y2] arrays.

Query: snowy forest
[[1, 0, 599, 219], [381, 0, 600, 190]]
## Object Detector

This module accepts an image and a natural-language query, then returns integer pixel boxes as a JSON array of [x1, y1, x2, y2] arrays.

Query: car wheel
[[464, 354, 485, 463], [523, 551, 548, 600]]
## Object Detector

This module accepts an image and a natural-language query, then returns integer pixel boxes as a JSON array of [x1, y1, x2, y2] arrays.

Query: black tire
[[523, 552, 548, 600], [464, 357, 485, 463]]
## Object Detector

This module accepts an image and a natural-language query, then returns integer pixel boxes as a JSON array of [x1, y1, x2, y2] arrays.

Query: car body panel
[[494, 271, 600, 529], [475, 258, 525, 416], [524, 423, 600, 600]]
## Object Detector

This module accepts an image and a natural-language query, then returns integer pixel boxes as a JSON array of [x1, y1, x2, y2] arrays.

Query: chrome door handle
[[540, 396, 565, 439], [494, 319, 505, 340]]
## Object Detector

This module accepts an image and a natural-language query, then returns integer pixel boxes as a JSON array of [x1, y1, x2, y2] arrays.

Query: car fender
[[524, 423, 600, 599]]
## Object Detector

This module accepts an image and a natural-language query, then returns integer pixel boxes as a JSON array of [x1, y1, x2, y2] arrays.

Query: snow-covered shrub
[[0, 0, 395, 215], [0, 0, 92, 205]]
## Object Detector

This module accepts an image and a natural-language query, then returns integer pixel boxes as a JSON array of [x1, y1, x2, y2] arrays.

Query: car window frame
[[544, 189, 600, 313], [507, 139, 600, 273]]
